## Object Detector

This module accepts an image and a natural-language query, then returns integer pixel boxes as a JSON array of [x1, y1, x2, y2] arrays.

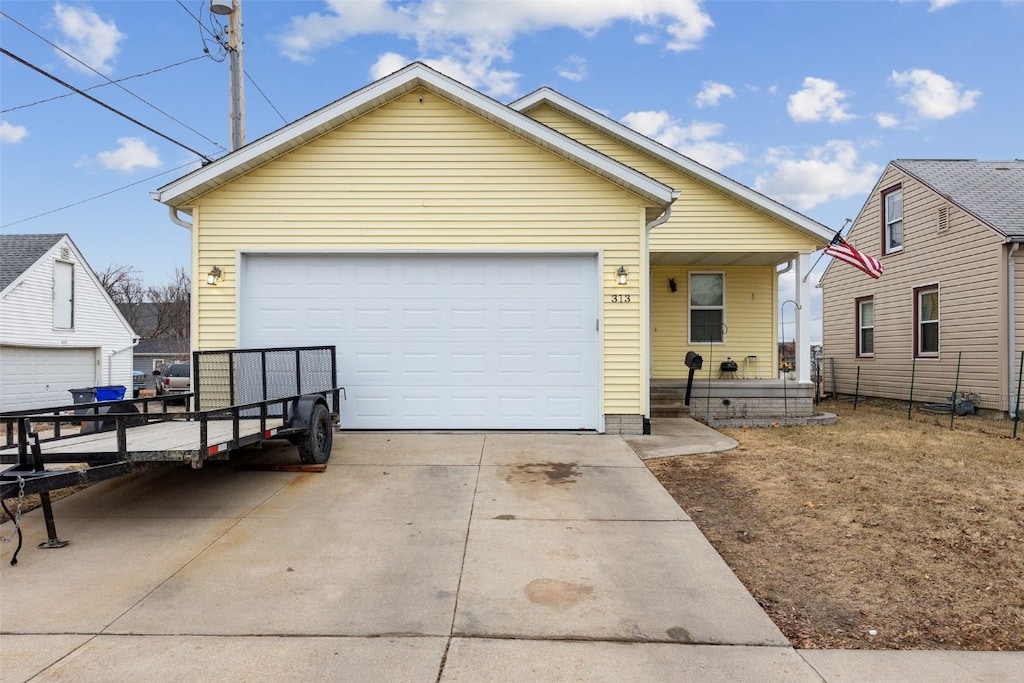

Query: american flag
[[825, 233, 883, 279]]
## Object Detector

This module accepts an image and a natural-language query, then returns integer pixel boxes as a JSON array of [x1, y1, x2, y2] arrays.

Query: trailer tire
[[297, 402, 332, 464]]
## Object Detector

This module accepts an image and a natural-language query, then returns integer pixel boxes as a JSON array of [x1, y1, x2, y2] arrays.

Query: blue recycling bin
[[95, 385, 127, 401]]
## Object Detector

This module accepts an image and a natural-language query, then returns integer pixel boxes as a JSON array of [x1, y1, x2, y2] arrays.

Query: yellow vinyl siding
[[526, 104, 820, 253], [189, 89, 650, 415], [651, 265, 778, 379], [822, 165, 1009, 410]]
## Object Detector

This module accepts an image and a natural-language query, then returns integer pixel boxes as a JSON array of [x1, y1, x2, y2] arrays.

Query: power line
[[246, 70, 287, 124], [0, 160, 204, 229], [174, 0, 289, 126], [1, 47, 212, 162], [0, 10, 227, 153], [1, 55, 207, 114]]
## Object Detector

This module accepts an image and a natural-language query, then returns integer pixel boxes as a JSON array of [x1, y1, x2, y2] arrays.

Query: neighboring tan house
[[152, 63, 832, 433], [0, 233, 137, 411], [821, 159, 1024, 415]]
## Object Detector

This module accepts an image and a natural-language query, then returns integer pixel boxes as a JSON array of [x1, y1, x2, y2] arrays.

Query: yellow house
[[153, 63, 831, 433]]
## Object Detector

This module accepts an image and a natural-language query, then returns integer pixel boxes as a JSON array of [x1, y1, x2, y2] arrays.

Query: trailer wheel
[[297, 402, 332, 464]]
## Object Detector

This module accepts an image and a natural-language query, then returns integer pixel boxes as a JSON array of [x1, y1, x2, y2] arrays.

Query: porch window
[[914, 285, 939, 357], [689, 272, 724, 343], [883, 186, 903, 254], [856, 296, 874, 357]]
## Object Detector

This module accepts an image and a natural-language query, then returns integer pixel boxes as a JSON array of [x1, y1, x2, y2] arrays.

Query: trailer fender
[[79, 401, 144, 434], [288, 395, 328, 433]]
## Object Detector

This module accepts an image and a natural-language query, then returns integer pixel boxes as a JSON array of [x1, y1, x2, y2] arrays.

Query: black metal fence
[[819, 351, 1023, 439]]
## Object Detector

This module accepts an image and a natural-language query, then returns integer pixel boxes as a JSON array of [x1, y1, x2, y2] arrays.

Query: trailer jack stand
[[37, 492, 69, 549]]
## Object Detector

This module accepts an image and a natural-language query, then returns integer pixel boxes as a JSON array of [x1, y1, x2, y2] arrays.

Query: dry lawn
[[648, 403, 1024, 651]]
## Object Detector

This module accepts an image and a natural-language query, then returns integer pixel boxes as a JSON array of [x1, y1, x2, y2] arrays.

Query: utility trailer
[[1, 346, 342, 564]]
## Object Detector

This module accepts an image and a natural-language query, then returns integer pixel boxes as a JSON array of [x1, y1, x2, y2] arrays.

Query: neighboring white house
[[0, 233, 138, 412]]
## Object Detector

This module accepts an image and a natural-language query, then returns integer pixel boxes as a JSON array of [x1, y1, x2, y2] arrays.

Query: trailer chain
[[2, 476, 26, 564], [1, 476, 26, 543]]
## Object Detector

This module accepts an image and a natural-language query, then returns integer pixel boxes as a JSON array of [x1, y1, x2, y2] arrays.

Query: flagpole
[[801, 218, 851, 283]]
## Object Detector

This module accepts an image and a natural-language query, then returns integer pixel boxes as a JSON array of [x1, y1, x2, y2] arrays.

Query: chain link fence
[[817, 351, 1023, 439]]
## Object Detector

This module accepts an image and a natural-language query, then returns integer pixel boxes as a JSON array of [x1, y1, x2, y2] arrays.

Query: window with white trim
[[856, 297, 874, 357], [883, 186, 903, 254], [914, 285, 939, 357], [689, 272, 724, 343]]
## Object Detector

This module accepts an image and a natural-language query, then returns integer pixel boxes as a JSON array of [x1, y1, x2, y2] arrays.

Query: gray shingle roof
[[893, 160, 1024, 238], [0, 233, 66, 291]]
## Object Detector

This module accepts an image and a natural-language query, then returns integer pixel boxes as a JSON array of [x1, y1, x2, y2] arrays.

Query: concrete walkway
[[2, 432, 1021, 682]]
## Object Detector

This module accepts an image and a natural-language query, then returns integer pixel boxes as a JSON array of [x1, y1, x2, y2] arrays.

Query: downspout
[[1009, 241, 1019, 418], [108, 339, 140, 385], [168, 206, 193, 231], [643, 201, 676, 425], [777, 259, 794, 276]]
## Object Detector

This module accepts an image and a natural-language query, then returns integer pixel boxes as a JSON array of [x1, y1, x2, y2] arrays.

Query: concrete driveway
[[3, 432, 815, 681]]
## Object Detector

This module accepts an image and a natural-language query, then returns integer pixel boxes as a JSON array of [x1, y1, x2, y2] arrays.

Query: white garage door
[[0, 346, 97, 412], [241, 253, 600, 430]]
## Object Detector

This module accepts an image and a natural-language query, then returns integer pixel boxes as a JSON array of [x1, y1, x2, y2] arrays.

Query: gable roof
[[0, 233, 65, 291], [153, 63, 677, 210], [510, 87, 834, 245], [893, 159, 1024, 239]]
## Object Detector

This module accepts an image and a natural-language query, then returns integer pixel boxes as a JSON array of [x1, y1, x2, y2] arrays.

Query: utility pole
[[212, 0, 245, 150]]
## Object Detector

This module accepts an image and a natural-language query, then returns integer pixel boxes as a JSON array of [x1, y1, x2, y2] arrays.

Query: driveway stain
[[666, 626, 693, 642], [524, 578, 593, 610], [507, 462, 580, 486]]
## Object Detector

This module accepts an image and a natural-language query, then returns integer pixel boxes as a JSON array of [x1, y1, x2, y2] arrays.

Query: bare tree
[[98, 265, 190, 342], [148, 267, 191, 341], [98, 263, 146, 330]]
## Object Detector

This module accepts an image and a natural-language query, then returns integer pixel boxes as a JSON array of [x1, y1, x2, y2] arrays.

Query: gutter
[[1009, 241, 1020, 417]]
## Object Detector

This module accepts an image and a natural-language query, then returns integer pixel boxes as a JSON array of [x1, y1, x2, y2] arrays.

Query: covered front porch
[[645, 248, 818, 424]]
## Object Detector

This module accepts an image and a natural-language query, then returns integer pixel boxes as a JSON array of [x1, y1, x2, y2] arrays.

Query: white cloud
[[370, 51, 411, 80], [556, 55, 587, 82], [52, 2, 125, 76], [695, 81, 735, 108], [875, 112, 899, 129], [634, 33, 657, 46], [889, 68, 980, 120], [928, 0, 961, 11], [95, 137, 161, 172], [755, 140, 880, 210], [787, 77, 854, 123], [277, 1, 713, 96], [621, 110, 745, 170], [0, 121, 29, 144]]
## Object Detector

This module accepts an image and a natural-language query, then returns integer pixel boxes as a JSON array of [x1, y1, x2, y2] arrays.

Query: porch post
[[795, 251, 812, 383]]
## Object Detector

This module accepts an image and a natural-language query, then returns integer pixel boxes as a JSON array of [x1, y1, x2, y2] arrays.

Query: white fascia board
[[155, 63, 676, 208], [512, 88, 834, 244]]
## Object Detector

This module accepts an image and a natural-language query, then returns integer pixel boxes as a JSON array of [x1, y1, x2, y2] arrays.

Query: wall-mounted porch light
[[617, 266, 628, 285], [207, 266, 223, 286]]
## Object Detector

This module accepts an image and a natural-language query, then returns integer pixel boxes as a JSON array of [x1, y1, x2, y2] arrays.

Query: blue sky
[[2, 0, 1022, 341]]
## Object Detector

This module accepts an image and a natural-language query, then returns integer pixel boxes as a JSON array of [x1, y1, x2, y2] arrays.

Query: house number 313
[[610, 294, 631, 303]]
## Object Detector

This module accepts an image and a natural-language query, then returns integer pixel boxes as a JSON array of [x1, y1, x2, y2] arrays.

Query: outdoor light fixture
[[617, 266, 628, 285], [668, 278, 678, 292], [207, 266, 223, 286]]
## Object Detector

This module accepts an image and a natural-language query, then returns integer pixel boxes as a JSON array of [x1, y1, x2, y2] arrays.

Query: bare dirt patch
[[647, 403, 1024, 650]]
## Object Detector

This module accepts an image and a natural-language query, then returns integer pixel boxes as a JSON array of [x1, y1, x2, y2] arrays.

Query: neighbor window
[[856, 297, 874, 357], [689, 272, 724, 343], [914, 285, 939, 357], [883, 186, 903, 254]]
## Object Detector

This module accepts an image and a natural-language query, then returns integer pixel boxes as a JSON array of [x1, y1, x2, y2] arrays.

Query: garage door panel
[[242, 253, 599, 429], [0, 346, 96, 412]]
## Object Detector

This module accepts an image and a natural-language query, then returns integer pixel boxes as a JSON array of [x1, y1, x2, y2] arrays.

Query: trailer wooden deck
[[0, 416, 288, 463]]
